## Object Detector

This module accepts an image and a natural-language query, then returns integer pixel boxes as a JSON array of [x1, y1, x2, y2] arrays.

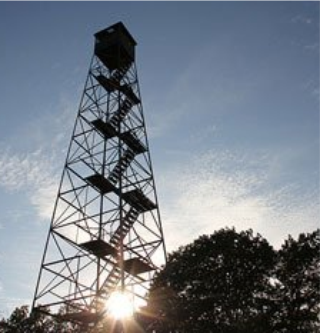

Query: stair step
[[94, 74, 140, 106], [94, 74, 119, 92], [109, 208, 140, 247], [102, 267, 121, 294], [80, 239, 117, 258], [124, 257, 154, 276], [108, 149, 136, 184], [120, 132, 146, 154], [91, 119, 117, 139], [112, 64, 131, 82], [122, 189, 157, 212], [86, 174, 115, 194], [121, 85, 140, 105]]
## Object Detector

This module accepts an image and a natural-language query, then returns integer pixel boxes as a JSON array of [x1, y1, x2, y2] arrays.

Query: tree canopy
[[143, 228, 320, 333], [272, 230, 320, 332], [0, 305, 81, 333]]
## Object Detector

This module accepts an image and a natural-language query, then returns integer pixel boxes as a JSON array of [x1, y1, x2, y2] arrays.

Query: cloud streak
[[0, 90, 77, 222], [158, 149, 319, 251], [0, 148, 60, 220]]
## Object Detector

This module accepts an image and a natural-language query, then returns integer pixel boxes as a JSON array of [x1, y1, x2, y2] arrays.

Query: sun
[[106, 291, 134, 319]]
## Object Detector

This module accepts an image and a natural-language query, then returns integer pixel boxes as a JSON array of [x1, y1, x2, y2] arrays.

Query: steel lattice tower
[[32, 22, 166, 330]]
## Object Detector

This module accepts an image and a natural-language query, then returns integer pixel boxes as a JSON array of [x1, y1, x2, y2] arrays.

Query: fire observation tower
[[32, 22, 166, 330]]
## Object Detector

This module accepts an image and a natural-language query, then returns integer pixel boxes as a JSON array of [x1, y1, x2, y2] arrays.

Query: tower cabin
[[94, 22, 137, 70]]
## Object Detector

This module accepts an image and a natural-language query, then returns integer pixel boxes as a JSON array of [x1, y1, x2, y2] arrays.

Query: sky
[[0, 1, 319, 317]]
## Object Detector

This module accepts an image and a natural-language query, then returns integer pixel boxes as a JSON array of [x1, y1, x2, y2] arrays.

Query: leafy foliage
[[0, 306, 81, 333], [271, 230, 320, 333], [145, 228, 276, 332], [144, 228, 320, 333]]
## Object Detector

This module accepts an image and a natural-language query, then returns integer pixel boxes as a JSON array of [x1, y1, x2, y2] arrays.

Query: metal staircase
[[109, 97, 134, 129], [101, 265, 122, 295], [108, 148, 136, 184], [111, 63, 132, 83], [109, 207, 140, 248]]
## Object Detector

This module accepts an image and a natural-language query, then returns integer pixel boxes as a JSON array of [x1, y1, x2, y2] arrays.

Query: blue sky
[[0, 2, 319, 316]]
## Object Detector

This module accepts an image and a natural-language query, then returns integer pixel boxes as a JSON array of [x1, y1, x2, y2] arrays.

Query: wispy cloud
[[0, 95, 75, 221], [301, 78, 320, 101], [158, 149, 319, 251], [0, 149, 52, 191], [291, 14, 314, 25], [304, 42, 320, 51], [0, 148, 60, 220], [290, 12, 319, 54]]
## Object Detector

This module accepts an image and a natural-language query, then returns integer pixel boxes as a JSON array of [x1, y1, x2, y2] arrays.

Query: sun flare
[[106, 291, 134, 319]]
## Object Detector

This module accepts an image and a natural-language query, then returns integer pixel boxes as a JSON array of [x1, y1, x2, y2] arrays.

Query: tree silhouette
[[0, 306, 143, 333], [271, 230, 320, 333], [144, 228, 276, 332], [0, 306, 81, 333]]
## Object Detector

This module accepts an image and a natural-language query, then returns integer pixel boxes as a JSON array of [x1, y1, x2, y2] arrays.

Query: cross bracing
[[32, 22, 166, 329]]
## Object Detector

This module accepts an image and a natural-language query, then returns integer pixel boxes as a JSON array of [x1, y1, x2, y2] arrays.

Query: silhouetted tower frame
[[32, 22, 166, 330]]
